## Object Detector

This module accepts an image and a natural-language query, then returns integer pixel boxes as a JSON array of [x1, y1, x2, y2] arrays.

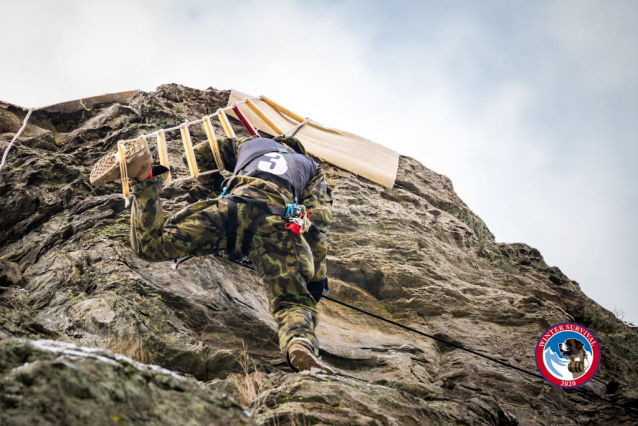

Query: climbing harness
[[220, 136, 315, 257], [284, 203, 311, 235], [224, 197, 313, 258], [174, 200, 312, 268], [0, 107, 34, 174]]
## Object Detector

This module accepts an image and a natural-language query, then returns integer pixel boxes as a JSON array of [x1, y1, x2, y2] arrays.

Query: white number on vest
[[257, 153, 288, 176]]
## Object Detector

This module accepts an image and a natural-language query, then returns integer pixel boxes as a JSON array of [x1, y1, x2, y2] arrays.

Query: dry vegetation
[[228, 340, 270, 407]]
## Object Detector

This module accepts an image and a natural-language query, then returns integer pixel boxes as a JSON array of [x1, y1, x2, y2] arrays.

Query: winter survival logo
[[535, 322, 600, 388]]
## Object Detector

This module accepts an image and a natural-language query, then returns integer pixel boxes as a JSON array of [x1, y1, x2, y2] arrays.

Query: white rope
[[0, 95, 289, 181], [117, 97, 259, 145], [79, 98, 92, 111], [0, 107, 35, 174], [281, 118, 310, 138]]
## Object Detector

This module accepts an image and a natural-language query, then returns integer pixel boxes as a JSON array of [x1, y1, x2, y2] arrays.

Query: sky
[[1, 0, 636, 323]]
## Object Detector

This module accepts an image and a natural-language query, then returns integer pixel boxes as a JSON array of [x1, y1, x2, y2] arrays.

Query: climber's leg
[[246, 216, 321, 357], [130, 173, 228, 261]]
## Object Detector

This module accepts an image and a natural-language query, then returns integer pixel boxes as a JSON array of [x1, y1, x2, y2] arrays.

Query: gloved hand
[[306, 277, 329, 303]]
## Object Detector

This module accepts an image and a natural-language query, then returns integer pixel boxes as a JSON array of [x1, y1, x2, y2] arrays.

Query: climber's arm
[[183, 137, 239, 192], [190, 137, 238, 173], [301, 166, 332, 288], [302, 166, 332, 229]]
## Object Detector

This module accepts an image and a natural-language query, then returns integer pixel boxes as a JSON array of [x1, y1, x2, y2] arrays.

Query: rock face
[[1, 85, 637, 425], [0, 336, 252, 425]]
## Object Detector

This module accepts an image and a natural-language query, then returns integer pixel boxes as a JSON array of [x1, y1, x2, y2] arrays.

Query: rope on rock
[[203, 255, 637, 415], [323, 296, 636, 415], [0, 107, 34, 174], [324, 296, 545, 380]]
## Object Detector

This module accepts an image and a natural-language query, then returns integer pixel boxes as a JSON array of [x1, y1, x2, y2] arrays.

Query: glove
[[307, 277, 329, 303]]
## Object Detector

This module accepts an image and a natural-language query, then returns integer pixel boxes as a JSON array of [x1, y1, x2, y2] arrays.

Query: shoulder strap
[[225, 194, 287, 216], [233, 148, 278, 175], [273, 136, 308, 155], [280, 152, 303, 204], [241, 211, 269, 255]]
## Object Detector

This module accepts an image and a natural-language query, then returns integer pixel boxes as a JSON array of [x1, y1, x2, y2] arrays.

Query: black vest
[[233, 138, 317, 203]]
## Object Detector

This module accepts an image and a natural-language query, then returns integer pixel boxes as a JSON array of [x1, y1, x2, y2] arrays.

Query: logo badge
[[535, 322, 600, 388]]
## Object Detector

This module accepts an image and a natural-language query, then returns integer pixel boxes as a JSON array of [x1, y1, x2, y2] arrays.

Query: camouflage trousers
[[129, 175, 327, 357]]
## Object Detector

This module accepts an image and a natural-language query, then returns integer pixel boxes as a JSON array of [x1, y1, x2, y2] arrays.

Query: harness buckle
[[284, 203, 311, 235]]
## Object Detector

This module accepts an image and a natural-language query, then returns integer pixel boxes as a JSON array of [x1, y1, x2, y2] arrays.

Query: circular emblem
[[535, 322, 600, 388]]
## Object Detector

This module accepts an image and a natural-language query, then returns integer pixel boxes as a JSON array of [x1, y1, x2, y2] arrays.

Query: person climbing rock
[[90, 134, 334, 375]]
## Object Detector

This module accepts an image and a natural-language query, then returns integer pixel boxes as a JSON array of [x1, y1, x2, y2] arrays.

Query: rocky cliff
[[1, 84, 636, 425]]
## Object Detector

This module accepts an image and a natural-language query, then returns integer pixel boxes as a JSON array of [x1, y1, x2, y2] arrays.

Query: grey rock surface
[[0, 334, 253, 425], [0, 84, 636, 425]]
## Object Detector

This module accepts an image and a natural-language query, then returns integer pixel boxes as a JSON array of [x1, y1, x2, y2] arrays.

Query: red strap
[[285, 222, 302, 235], [232, 103, 259, 136]]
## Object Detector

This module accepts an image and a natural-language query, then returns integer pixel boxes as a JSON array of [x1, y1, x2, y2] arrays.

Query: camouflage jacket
[[192, 136, 332, 229]]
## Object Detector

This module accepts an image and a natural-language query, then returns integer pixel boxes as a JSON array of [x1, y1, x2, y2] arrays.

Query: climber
[[90, 134, 334, 375]]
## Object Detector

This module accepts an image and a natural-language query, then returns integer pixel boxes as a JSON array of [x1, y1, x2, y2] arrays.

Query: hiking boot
[[288, 343, 335, 375], [90, 137, 152, 186]]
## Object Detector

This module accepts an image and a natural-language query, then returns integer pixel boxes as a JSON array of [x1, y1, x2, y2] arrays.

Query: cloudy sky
[[2, 1, 636, 323]]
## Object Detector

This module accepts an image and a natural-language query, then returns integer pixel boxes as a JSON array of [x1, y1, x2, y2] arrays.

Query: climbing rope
[[324, 296, 544, 379], [0, 107, 34, 174], [326, 296, 636, 414], [281, 118, 309, 139], [200, 256, 637, 415]]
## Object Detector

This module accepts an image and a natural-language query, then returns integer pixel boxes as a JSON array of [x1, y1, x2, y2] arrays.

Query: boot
[[90, 137, 152, 186], [288, 343, 335, 375]]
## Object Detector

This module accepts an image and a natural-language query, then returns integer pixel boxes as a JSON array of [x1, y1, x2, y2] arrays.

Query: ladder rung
[[218, 109, 236, 138], [232, 103, 259, 136], [202, 116, 225, 171], [246, 99, 283, 135], [156, 130, 171, 185], [117, 140, 130, 197], [180, 124, 199, 179], [260, 96, 305, 123]]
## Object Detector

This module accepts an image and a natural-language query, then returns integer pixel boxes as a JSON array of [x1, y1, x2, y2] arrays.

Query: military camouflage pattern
[[130, 136, 332, 358]]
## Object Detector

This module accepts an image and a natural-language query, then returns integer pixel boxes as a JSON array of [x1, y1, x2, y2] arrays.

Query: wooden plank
[[218, 109, 236, 138], [232, 103, 259, 136], [117, 141, 130, 197], [260, 95, 305, 123], [202, 117, 225, 170], [180, 125, 199, 179], [246, 99, 284, 135], [156, 130, 171, 185]]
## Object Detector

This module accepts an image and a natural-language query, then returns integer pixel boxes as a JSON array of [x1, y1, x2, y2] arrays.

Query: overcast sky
[[1, 0, 636, 323]]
